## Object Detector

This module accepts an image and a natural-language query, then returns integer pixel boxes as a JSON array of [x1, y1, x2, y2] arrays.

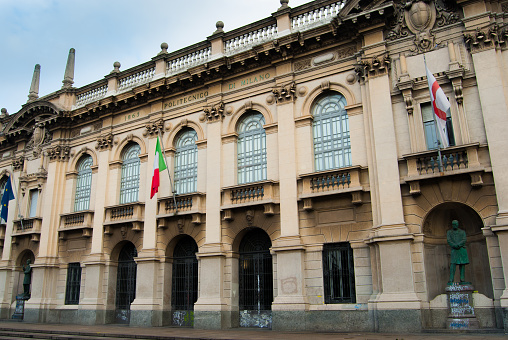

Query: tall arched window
[[120, 143, 141, 204], [237, 112, 266, 184], [174, 129, 198, 194], [312, 93, 351, 171], [74, 155, 93, 211]]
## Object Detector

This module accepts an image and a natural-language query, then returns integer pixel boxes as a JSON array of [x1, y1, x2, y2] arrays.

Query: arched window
[[237, 112, 266, 184], [312, 93, 351, 171], [74, 155, 93, 211], [120, 143, 141, 204], [174, 129, 198, 194]]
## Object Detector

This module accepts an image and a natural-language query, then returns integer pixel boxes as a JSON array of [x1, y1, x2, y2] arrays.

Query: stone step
[[0, 328, 176, 340]]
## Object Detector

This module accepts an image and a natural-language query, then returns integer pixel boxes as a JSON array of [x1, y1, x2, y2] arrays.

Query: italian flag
[[150, 137, 167, 199], [426, 64, 451, 148]]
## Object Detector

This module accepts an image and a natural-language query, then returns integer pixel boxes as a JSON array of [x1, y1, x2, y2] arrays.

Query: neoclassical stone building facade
[[0, 0, 507, 332]]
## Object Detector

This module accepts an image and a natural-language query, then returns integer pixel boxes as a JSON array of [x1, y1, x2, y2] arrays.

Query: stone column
[[130, 133, 162, 326], [194, 115, 229, 329], [361, 53, 420, 331], [271, 77, 309, 331]]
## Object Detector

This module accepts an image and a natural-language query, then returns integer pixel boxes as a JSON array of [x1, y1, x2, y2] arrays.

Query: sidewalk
[[0, 321, 506, 340]]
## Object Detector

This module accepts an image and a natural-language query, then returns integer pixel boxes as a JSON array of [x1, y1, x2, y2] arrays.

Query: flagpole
[[157, 128, 178, 214], [424, 54, 444, 173], [9, 173, 24, 230]]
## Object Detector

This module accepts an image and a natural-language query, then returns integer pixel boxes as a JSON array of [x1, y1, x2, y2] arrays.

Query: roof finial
[[28, 64, 41, 102], [62, 48, 75, 89]]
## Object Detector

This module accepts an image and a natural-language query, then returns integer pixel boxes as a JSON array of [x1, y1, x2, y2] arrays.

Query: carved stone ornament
[[95, 133, 114, 151], [464, 24, 508, 53], [47, 145, 71, 162], [246, 210, 254, 227], [355, 55, 391, 81], [25, 121, 52, 152], [203, 102, 225, 122], [272, 82, 296, 103], [386, 1, 460, 53], [144, 118, 164, 137], [12, 156, 24, 171]]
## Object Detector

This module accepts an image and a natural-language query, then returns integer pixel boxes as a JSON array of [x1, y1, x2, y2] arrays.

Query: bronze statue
[[447, 220, 470, 285], [22, 259, 32, 298]]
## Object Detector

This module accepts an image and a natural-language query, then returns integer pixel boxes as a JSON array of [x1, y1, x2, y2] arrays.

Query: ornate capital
[[47, 145, 71, 162], [272, 82, 296, 103], [12, 157, 24, 171], [202, 102, 225, 122], [143, 118, 164, 137], [464, 24, 507, 53], [95, 133, 114, 151], [355, 55, 391, 81]]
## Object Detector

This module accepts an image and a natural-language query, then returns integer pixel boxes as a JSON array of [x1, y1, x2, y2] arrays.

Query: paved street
[[0, 321, 505, 340]]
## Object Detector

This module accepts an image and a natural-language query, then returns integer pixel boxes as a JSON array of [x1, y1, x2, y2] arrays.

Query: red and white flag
[[426, 65, 450, 148], [150, 137, 167, 199]]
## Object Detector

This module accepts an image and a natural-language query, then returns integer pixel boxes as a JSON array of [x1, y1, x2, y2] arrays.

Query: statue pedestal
[[445, 283, 479, 330], [12, 295, 29, 320]]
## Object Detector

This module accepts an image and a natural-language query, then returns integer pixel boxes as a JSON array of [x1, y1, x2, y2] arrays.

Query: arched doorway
[[16, 251, 35, 298], [423, 202, 493, 301], [115, 242, 137, 324], [239, 228, 273, 328], [171, 235, 198, 327]]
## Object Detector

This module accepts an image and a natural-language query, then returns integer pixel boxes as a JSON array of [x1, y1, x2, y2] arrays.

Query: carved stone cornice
[[143, 118, 164, 137], [464, 24, 508, 53], [47, 145, 71, 162], [272, 82, 296, 103], [202, 102, 225, 122], [12, 157, 24, 171], [355, 55, 391, 80], [95, 133, 114, 151]]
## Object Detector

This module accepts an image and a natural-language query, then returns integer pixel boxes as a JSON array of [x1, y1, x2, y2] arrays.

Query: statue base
[[11, 294, 29, 320], [445, 283, 479, 330]]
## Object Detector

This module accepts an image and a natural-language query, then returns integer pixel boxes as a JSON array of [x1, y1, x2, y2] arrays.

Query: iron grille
[[322, 242, 356, 304], [239, 229, 273, 311], [115, 243, 137, 323], [65, 263, 82, 305], [172, 236, 198, 311]]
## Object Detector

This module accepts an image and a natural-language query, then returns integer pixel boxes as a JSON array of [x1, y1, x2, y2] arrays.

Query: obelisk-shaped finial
[[27, 64, 41, 102], [62, 48, 75, 88]]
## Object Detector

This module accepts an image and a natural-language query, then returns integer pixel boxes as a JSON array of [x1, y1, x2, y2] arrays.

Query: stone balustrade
[[117, 67, 155, 91], [224, 24, 277, 54], [291, 1, 343, 30], [58, 211, 94, 238], [12, 217, 42, 243], [75, 84, 108, 107], [104, 202, 144, 232], [166, 47, 211, 74]]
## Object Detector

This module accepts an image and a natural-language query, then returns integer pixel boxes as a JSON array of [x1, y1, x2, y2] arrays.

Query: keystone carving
[[272, 82, 296, 103], [203, 102, 225, 122], [144, 119, 164, 137], [95, 133, 114, 151], [47, 145, 71, 162]]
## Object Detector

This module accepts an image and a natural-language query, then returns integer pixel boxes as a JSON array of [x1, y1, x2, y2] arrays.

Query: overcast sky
[[0, 0, 311, 114]]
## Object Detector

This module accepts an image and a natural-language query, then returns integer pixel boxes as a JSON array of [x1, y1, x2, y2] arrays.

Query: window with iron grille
[[421, 102, 455, 150], [120, 144, 141, 204], [312, 93, 351, 171], [65, 262, 82, 305], [322, 242, 356, 304], [116, 243, 137, 312], [174, 129, 198, 194], [172, 236, 198, 311], [237, 112, 267, 184], [239, 228, 273, 311], [74, 155, 93, 211]]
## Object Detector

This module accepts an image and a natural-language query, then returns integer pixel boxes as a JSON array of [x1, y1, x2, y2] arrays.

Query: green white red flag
[[150, 137, 167, 199], [425, 64, 450, 148]]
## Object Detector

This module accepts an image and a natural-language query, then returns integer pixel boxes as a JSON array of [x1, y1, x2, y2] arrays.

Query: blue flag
[[1, 176, 15, 222]]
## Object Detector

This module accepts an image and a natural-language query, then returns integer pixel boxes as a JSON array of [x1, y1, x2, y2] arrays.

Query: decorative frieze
[[95, 133, 114, 150], [143, 118, 164, 137], [47, 145, 71, 162], [272, 82, 296, 103]]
